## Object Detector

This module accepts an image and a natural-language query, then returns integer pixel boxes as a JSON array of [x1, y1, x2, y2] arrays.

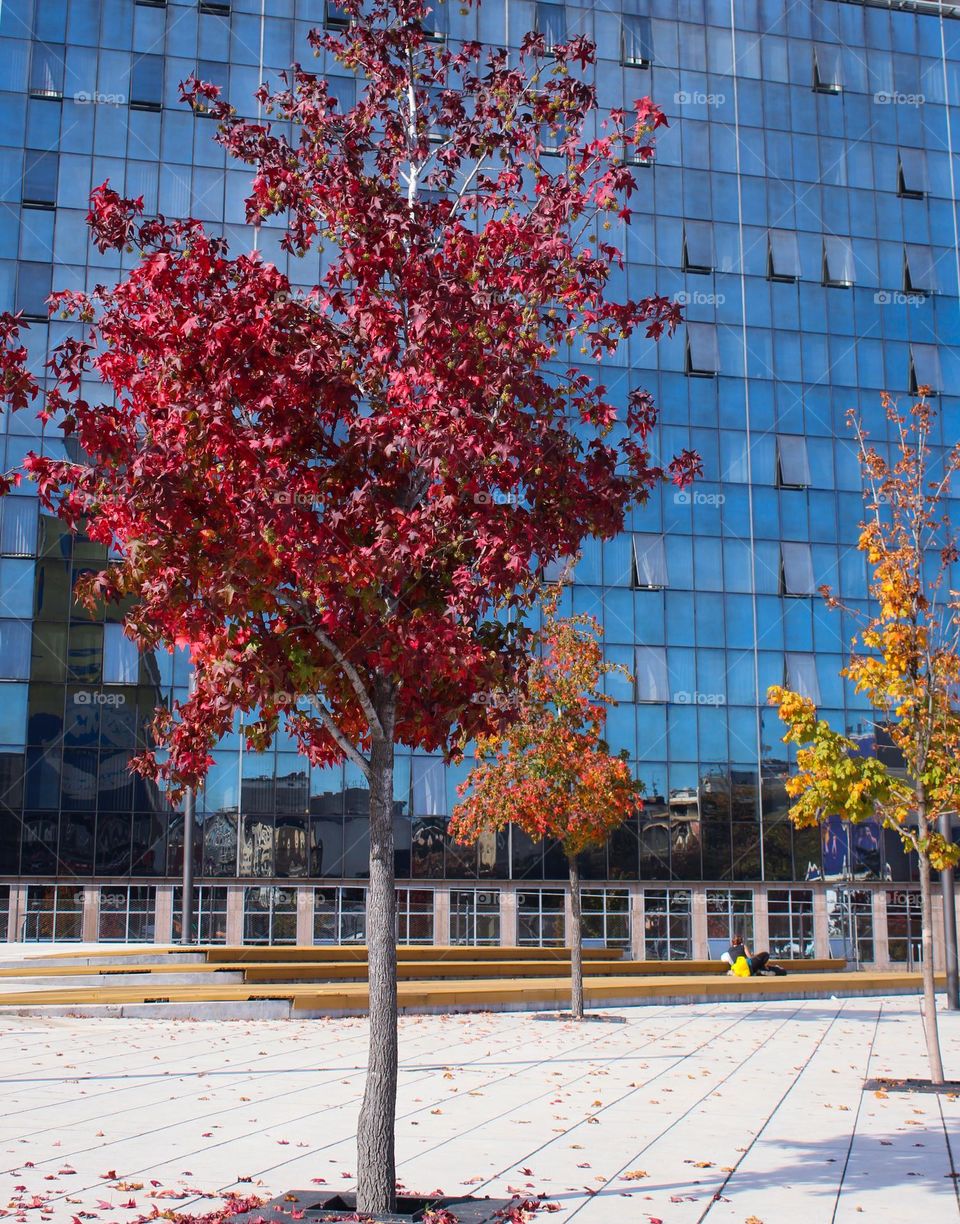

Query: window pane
[[823, 237, 854, 287], [0, 683, 27, 743], [686, 323, 719, 374], [30, 44, 65, 98], [23, 152, 58, 207], [0, 559, 34, 618], [904, 245, 935, 294], [325, 1, 350, 27], [544, 555, 575, 583], [327, 77, 356, 110], [2, 500, 39, 556], [777, 435, 811, 487], [786, 652, 821, 704], [899, 149, 927, 196], [910, 344, 941, 393], [131, 54, 163, 108], [412, 757, 445, 816], [17, 263, 53, 320], [813, 45, 842, 92], [781, 543, 814, 595], [197, 60, 228, 91], [683, 221, 714, 271], [536, 3, 566, 50], [768, 229, 800, 280], [103, 624, 139, 684], [0, 621, 31, 680], [635, 646, 668, 702], [621, 14, 652, 66], [632, 534, 667, 588]]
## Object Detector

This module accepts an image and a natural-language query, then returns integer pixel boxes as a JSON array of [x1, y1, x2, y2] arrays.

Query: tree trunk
[[568, 853, 584, 1021], [356, 703, 398, 1215], [918, 801, 945, 1085]]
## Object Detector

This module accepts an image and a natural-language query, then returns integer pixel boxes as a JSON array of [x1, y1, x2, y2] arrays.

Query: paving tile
[[1, 995, 959, 1222]]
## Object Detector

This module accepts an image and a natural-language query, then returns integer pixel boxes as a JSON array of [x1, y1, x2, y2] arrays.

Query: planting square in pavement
[[1, 997, 959, 1223]]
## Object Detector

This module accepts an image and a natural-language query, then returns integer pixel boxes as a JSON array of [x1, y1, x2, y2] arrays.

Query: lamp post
[[180, 671, 196, 946], [939, 809, 959, 1010], [181, 781, 196, 945]]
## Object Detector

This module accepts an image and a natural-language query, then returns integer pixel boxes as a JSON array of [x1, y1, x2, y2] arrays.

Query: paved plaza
[[1, 996, 959, 1223]]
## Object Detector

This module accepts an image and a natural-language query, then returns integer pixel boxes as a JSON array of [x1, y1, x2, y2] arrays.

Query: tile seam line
[[33, 1004, 677, 1209], [0, 1020, 522, 1177], [0, 1019, 447, 1135], [202, 1003, 694, 1198], [827, 998, 884, 1223], [550, 997, 835, 1222], [392, 1003, 737, 1183], [936, 1091, 960, 1214], [690, 996, 867, 1223], [469, 999, 778, 1202]]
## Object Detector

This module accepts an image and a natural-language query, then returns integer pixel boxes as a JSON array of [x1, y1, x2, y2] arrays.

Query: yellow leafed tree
[[770, 393, 960, 1083]]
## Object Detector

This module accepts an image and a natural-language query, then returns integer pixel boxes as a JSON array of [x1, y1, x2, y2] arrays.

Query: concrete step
[[203, 944, 625, 963], [0, 999, 293, 1020], [0, 969, 939, 1020], [0, 951, 208, 969], [0, 969, 245, 991]]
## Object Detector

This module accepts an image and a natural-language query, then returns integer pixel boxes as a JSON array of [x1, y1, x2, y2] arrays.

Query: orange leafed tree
[[770, 393, 960, 1084], [450, 605, 643, 1020]]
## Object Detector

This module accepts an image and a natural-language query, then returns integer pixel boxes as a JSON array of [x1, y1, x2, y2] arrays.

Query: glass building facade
[[0, 0, 958, 960]]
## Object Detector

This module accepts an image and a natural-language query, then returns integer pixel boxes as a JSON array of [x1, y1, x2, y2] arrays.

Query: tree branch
[[303, 690, 372, 778]]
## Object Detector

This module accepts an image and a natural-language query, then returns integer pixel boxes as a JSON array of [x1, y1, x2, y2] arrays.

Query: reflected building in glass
[[0, 0, 958, 966]]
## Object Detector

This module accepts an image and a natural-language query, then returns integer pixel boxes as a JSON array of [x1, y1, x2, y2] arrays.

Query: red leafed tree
[[0, 0, 696, 1211], [449, 605, 643, 1021]]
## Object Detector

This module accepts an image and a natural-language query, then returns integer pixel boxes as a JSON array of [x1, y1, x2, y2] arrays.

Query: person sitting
[[725, 934, 787, 976]]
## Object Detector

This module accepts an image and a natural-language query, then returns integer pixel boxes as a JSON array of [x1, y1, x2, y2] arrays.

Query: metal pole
[[180, 671, 197, 946], [181, 782, 196, 945], [939, 809, 959, 1010]]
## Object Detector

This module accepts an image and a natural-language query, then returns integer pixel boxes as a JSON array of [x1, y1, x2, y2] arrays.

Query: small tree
[[449, 606, 643, 1020], [0, 1, 696, 1210], [769, 393, 960, 1085]]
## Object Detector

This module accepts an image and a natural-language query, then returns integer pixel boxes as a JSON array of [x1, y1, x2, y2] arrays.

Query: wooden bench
[[202, 945, 624, 964], [0, 969, 936, 1015]]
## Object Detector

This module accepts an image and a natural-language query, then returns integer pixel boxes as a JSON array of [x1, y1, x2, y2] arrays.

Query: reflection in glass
[[243, 885, 297, 944], [706, 888, 753, 958], [275, 814, 308, 877], [826, 888, 873, 963], [98, 885, 155, 942], [581, 888, 629, 947], [412, 816, 445, 878], [342, 816, 371, 878], [517, 888, 564, 946], [203, 811, 238, 876], [132, 812, 166, 875], [644, 889, 691, 959], [314, 885, 367, 944], [310, 815, 343, 876], [238, 813, 274, 877], [95, 812, 131, 875], [397, 887, 434, 944], [767, 889, 814, 958], [510, 826, 543, 879], [731, 823, 761, 880], [886, 888, 921, 965], [23, 884, 83, 941], [173, 884, 228, 943], [450, 888, 500, 944]]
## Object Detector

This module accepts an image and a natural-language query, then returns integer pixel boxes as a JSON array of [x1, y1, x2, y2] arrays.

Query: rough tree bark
[[917, 798, 945, 1085], [568, 853, 584, 1021], [356, 694, 398, 1215]]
